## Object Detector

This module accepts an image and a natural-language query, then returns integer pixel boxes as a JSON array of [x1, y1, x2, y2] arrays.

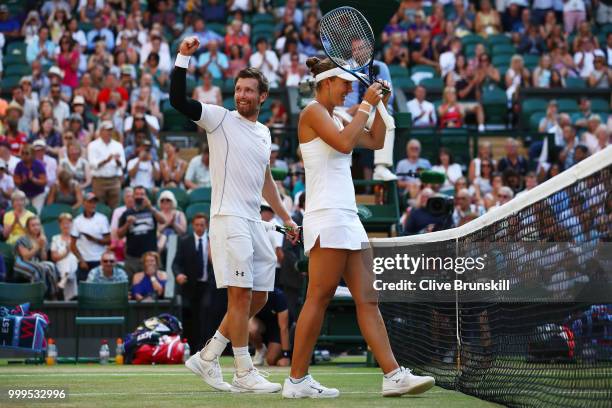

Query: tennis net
[[377, 146, 612, 407]]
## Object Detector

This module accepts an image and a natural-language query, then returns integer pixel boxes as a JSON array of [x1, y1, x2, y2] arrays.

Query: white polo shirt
[[88, 138, 126, 178], [127, 158, 159, 189], [193, 102, 271, 221], [71, 212, 111, 262]]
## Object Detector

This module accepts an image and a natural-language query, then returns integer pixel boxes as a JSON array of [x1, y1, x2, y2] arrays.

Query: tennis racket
[[261, 220, 303, 245], [319, 6, 395, 130]]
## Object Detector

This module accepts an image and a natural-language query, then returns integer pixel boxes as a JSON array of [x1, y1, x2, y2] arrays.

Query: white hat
[[32, 139, 46, 149], [48, 66, 64, 79], [99, 120, 114, 130], [314, 66, 358, 84], [72, 95, 85, 105], [158, 190, 177, 208], [593, 49, 605, 58]]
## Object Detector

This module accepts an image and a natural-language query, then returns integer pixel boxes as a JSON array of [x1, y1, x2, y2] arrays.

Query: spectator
[[516, 171, 539, 198], [505, 55, 531, 125], [110, 187, 135, 260], [249, 37, 280, 87], [227, 44, 249, 79], [533, 54, 553, 88], [156, 190, 187, 252], [591, 125, 610, 154], [383, 32, 410, 68], [445, 71, 486, 132], [563, 0, 587, 34], [0, 141, 19, 174], [127, 139, 160, 190], [471, 158, 494, 204], [79, 0, 102, 23], [396, 139, 432, 197], [494, 186, 514, 208], [469, 141, 495, 182], [474, 53, 500, 89], [46, 168, 83, 210], [71, 192, 111, 281], [588, 52, 611, 88], [603, 32, 612, 67], [539, 10, 558, 39], [559, 125, 578, 170], [402, 188, 453, 234], [142, 50, 170, 91], [438, 87, 464, 129], [30, 117, 62, 158], [32, 140, 57, 188], [97, 72, 129, 113], [279, 40, 306, 77], [407, 85, 437, 128], [574, 38, 597, 78], [574, 144, 590, 164], [439, 37, 462, 77], [193, 72, 223, 107], [49, 82, 70, 130], [124, 101, 160, 138], [0, 161, 14, 213], [57, 35, 80, 90], [549, 69, 565, 88], [249, 288, 292, 367], [581, 115, 603, 152], [74, 81, 98, 115], [160, 143, 187, 188], [572, 21, 600, 51], [539, 99, 564, 148], [13, 216, 59, 299], [26, 26, 56, 66], [518, 24, 546, 55], [21, 10, 42, 43], [132, 251, 167, 301], [13, 145, 47, 213], [265, 99, 288, 128], [452, 188, 485, 226], [475, 0, 501, 37], [117, 186, 165, 277], [432, 147, 463, 190], [86, 16, 115, 51], [87, 41, 114, 75], [3, 191, 35, 245], [484, 173, 506, 209], [197, 40, 229, 80], [282, 52, 308, 86], [50, 212, 78, 300], [450, 0, 475, 35], [574, 97, 593, 128], [86, 250, 128, 283], [184, 143, 211, 190], [224, 19, 251, 57], [11, 84, 38, 135], [66, 16, 87, 49], [497, 138, 528, 176], [59, 141, 91, 189], [88, 121, 125, 209], [502, 167, 523, 195], [409, 29, 438, 69], [191, 18, 224, 49], [1, 115, 27, 156]]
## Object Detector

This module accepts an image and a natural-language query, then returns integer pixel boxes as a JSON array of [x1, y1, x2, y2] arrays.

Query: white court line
[[67, 390, 446, 397], [0, 371, 382, 377]]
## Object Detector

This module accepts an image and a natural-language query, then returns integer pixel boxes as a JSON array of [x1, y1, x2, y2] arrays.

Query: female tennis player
[[282, 57, 435, 399]]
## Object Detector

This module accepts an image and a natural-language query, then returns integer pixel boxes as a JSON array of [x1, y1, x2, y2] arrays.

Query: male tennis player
[[282, 57, 435, 399], [170, 36, 299, 393]]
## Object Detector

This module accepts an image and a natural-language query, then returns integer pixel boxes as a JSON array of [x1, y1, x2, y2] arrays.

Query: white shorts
[[209, 215, 276, 291], [303, 209, 370, 257]]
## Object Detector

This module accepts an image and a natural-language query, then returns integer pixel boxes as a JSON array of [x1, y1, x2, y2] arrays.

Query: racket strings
[[320, 8, 375, 71]]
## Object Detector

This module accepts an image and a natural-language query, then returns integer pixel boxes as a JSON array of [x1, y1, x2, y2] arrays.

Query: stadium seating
[[0, 282, 45, 310], [189, 187, 212, 205], [186, 203, 211, 221], [40, 204, 73, 224]]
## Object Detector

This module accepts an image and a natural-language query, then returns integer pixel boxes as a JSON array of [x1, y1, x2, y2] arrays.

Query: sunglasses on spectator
[[499, 194, 511, 199], [160, 198, 171, 202], [102, 259, 115, 264]]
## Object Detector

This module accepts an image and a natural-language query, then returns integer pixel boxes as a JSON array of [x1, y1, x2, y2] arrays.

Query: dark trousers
[[182, 282, 227, 351], [77, 261, 100, 282]]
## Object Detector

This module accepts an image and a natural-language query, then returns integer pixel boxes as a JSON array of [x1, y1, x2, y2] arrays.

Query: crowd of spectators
[[0, 0, 610, 303]]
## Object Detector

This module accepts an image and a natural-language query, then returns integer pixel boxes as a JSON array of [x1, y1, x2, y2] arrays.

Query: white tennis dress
[[300, 101, 369, 256]]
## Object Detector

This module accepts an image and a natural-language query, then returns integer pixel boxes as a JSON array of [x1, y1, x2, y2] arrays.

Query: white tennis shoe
[[253, 344, 267, 366], [230, 368, 282, 393], [373, 165, 398, 181], [282, 375, 340, 399], [382, 367, 435, 397], [185, 352, 231, 392]]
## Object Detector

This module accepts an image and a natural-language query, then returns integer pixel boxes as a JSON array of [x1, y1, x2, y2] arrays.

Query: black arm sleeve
[[170, 66, 202, 122]]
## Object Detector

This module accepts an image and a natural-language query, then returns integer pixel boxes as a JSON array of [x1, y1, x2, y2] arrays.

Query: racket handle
[[376, 101, 395, 130]]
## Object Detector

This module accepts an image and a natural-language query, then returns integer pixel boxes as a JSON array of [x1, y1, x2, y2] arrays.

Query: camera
[[426, 195, 454, 217]]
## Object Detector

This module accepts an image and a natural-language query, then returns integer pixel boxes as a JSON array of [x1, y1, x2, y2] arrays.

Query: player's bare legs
[[290, 241, 347, 378], [344, 250, 398, 373], [217, 289, 268, 344]]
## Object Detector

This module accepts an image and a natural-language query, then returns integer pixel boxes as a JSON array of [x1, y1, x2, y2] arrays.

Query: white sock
[[289, 376, 307, 384], [201, 330, 230, 361], [233, 346, 253, 375], [384, 367, 401, 378]]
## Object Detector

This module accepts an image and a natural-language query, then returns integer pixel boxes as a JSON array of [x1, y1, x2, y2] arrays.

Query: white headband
[[314, 66, 357, 83]]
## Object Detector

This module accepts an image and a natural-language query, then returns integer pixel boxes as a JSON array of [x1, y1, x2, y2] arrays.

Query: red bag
[[131, 335, 184, 364]]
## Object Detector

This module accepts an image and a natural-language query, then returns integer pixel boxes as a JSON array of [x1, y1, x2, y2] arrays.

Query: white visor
[[314, 66, 358, 83]]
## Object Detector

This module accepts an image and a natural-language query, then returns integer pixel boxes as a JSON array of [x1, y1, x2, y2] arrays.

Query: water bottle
[[46, 338, 57, 365], [115, 338, 124, 365], [182, 339, 191, 363], [99, 340, 110, 365]]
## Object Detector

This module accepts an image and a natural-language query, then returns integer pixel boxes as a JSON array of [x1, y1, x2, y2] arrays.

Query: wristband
[[358, 108, 371, 116], [361, 100, 372, 108], [281, 350, 291, 359], [175, 54, 191, 69]]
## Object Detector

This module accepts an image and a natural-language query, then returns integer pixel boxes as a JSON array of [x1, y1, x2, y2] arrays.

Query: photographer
[[402, 188, 454, 235], [127, 139, 160, 192], [117, 186, 166, 278]]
